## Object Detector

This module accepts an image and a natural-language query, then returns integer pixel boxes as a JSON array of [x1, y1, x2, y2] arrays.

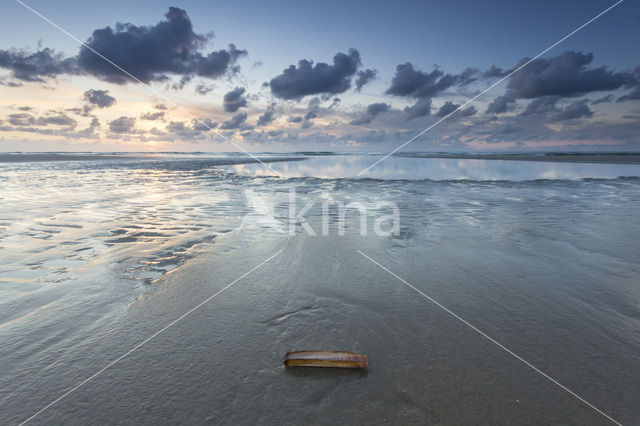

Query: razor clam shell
[[284, 350, 368, 368]]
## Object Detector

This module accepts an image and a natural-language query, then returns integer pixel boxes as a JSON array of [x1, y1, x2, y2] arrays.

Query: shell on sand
[[284, 350, 368, 369]]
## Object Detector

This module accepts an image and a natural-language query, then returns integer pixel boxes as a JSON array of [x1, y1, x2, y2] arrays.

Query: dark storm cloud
[[141, 111, 165, 120], [354, 68, 377, 91], [257, 103, 278, 126], [109, 116, 136, 133], [551, 100, 593, 121], [404, 98, 432, 120], [83, 89, 116, 108], [486, 94, 516, 114], [220, 112, 247, 129], [349, 102, 390, 125], [288, 115, 303, 123], [507, 51, 635, 99], [0, 48, 77, 82], [223, 87, 248, 112], [77, 7, 247, 84], [520, 96, 560, 116], [386, 63, 459, 99], [269, 48, 361, 100]]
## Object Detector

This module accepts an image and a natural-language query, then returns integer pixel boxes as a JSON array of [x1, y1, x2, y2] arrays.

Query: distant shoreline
[[0, 154, 144, 163], [396, 153, 640, 164], [2, 152, 640, 165]]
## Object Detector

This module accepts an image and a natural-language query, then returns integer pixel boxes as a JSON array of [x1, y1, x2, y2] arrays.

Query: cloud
[[520, 96, 560, 116], [354, 68, 377, 91], [0, 48, 77, 82], [191, 118, 217, 131], [386, 63, 457, 99], [8, 112, 76, 127], [36, 113, 76, 127], [304, 97, 321, 120], [486, 94, 516, 114], [288, 115, 303, 123], [435, 101, 459, 117], [154, 103, 168, 110], [223, 87, 248, 112], [458, 106, 477, 117], [457, 67, 478, 86], [220, 112, 247, 129], [108, 116, 136, 133], [507, 51, 635, 99], [195, 84, 214, 95], [404, 98, 432, 120], [591, 94, 613, 104], [167, 121, 186, 132], [8, 113, 35, 126], [77, 7, 247, 84], [618, 88, 640, 102], [483, 65, 510, 78], [140, 111, 165, 120], [269, 48, 361, 99], [83, 89, 116, 108], [617, 69, 640, 102], [551, 100, 593, 121], [257, 103, 278, 126], [350, 102, 390, 125]]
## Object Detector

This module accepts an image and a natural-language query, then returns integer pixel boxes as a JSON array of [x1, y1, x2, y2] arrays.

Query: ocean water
[[1, 153, 639, 424]]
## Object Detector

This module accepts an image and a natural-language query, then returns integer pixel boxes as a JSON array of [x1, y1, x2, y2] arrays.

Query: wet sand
[[3, 219, 639, 424]]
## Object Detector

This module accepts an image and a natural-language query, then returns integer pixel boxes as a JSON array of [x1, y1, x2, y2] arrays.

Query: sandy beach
[[1, 154, 639, 424]]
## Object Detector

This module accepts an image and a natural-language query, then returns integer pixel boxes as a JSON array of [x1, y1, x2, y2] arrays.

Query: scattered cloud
[[223, 87, 248, 112], [108, 116, 136, 133], [386, 63, 457, 99], [520, 96, 560, 116], [435, 101, 459, 117], [8, 113, 35, 126], [486, 94, 516, 114], [220, 112, 248, 129], [77, 7, 247, 84], [404, 98, 432, 120], [507, 51, 635, 99], [257, 103, 278, 126], [140, 111, 165, 120], [354, 68, 377, 91], [83, 89, 116, 108], [350, 102, 390, 125], [269, 48, 361, 99], [195, 84, 214, 95], [0, 47, 77, 82], [551, 100, 593, 121]]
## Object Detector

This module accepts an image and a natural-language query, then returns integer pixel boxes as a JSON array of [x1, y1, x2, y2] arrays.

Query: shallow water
[[1, 153, 639, 424]]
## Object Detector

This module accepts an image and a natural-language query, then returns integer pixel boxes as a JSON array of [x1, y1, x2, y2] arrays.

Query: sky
[[0, 0, 639, 152]]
